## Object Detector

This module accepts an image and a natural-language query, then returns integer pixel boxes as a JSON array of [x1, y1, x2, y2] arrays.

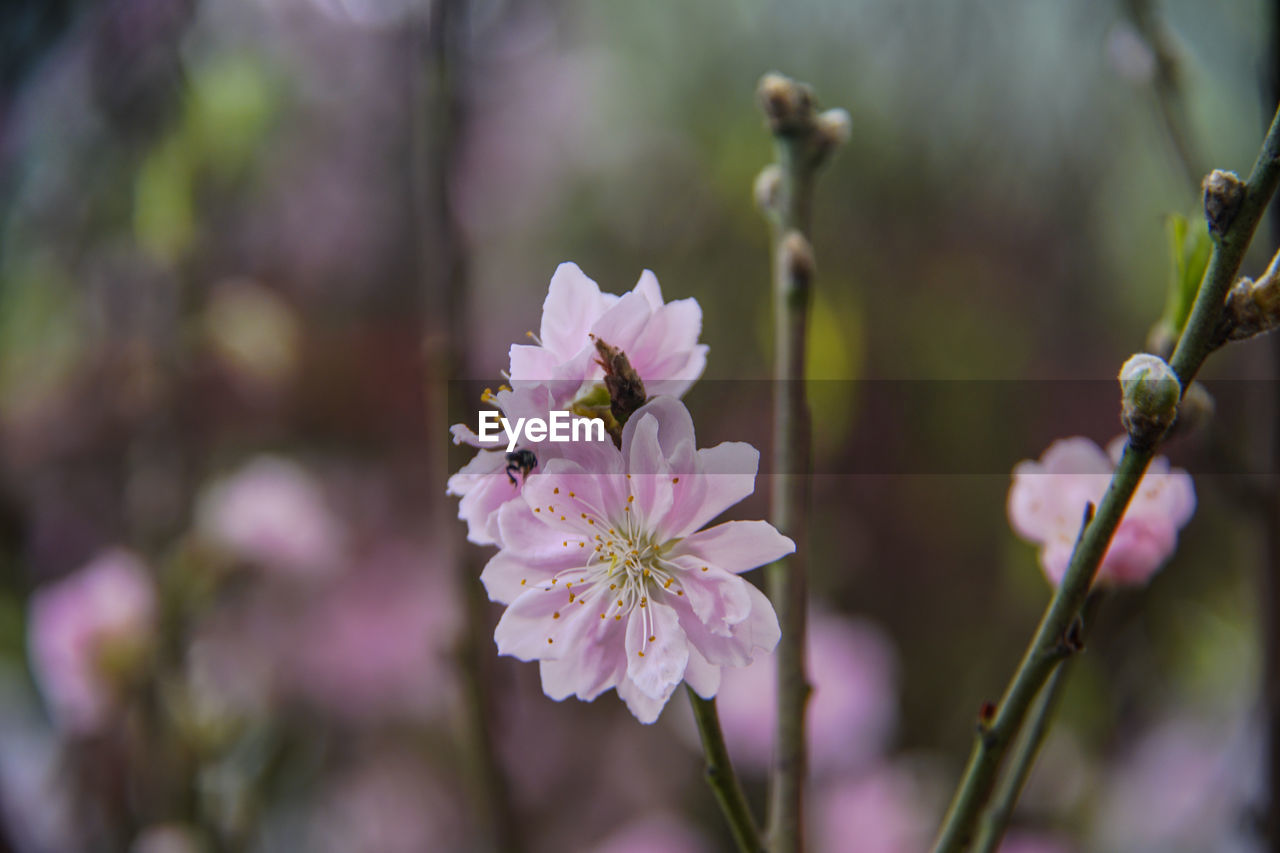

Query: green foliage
[[1159, 213, 1212, 343], [133, 56, 277, 263], [0, 253, 81, 412]]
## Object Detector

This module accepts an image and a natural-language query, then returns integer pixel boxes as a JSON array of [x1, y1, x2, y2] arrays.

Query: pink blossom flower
[[448, 264, 708, 546], [1007, 437, 1195, 587], [483, 397, 790, 723], [27, 549, 156, 734], [714, 611, 898, 775], [447, 385, 560, 546], [508, 262, 709, 405], [196, 456, 342, 576]]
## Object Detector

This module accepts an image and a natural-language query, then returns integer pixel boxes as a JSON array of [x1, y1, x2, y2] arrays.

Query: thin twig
[[754, 73, 847, 853], [971, 593, 1105, 853], [1121, 0, 1204, 190], [1262, 6, 1280, 848], [418, 1, 524, 850], [688, 689, 767, 853], [931, 101, 1280, 853]]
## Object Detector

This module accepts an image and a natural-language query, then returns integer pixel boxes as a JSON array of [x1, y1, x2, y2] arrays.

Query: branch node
[[754, 164, 783, 216], [1203, 169, 1245, 238]]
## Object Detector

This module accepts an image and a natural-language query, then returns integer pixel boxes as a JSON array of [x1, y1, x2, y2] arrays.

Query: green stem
[[766, 192, 815, 853], [688, 689, 767, 853], [757, 74, 845, 853], [971, 594, 1104, 853], [931, 101, 1280, 853]]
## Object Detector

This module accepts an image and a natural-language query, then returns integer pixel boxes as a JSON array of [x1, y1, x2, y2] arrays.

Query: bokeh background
[[0, 0, 1276, 850]]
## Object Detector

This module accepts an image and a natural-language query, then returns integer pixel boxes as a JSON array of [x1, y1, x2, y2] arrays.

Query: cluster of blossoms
[[449, 263, 789, 722]]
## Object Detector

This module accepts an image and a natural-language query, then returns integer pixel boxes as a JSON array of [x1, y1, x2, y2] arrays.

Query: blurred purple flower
[[1093, 714, 1259, 853], [1007, 437, 1194, 587], [196, 455, 343, 576], [455, 20, 610, 238], [1000, 833, 1075, 853], [591, 814, 709, 853], [1105, 22, 1157, 85], [484, 397, 787, 723], [813, 763, 934, 853], [285, 544, 461, 721], [27, 549, 156, 734], [714, 611, 898, 775], [309, 753, 459, 853]]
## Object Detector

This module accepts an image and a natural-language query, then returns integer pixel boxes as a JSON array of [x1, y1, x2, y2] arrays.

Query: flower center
[[531, 484, 690, 630]]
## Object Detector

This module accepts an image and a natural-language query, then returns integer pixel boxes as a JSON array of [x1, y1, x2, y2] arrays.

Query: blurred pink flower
[[1093, 714, 1258, 853], [813, 764, 933, 853], [1000, 833, 1075, 853], [286, 545, 461, 721], [1007, 437, 1195, 587], [196, 456, 342, 576], [714, 611, 898, 775], [485, 397, 789, 723], [28, 549, 156, 734], [131, 824, 203, 853], [310, 754, 459, 853], [507, 262, 709, 405], [591, 814, 709, 853]]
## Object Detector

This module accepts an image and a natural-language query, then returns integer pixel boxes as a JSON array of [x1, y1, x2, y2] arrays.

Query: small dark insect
[[505, 449, 537, 485]]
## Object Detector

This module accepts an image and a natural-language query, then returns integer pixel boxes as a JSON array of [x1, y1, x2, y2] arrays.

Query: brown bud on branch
[[1202, 169, 1245, 238], [593, 337, 646, 441]]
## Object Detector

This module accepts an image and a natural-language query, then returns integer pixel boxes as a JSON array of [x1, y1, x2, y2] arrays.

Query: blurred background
[[0, 0, 1277, 850]]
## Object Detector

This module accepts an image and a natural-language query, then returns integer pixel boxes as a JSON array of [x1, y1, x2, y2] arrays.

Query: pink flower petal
[[674, 521, 795, 574], [625, 602, 689, 701]]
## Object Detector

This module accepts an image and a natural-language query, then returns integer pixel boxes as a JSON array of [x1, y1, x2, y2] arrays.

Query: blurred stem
[[417, 2, 523, 851], [1264, 4, 1280, 847], [688, 689, 766, 853], [1121, 0, 1203, 190], [931, 102, 1280, 853], [756, 73, 845, 853], [970, 593, 1104, 853]]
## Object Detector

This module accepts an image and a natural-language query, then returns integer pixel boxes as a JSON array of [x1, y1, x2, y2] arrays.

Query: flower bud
[[1119, 353, 1181, 445], [809, 108, 853, 166], [815, 108, 852, 148], [781, 231, 816, 287], [593, 337, 646, 442], [757, 72, 814, 134], [1202, 169, 1245, 237], [754, 164, 783, 214]]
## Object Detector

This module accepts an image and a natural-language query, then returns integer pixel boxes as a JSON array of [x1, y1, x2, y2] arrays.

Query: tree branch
[[971, 593, 1104, 853], [931, 101, 1280, 853]]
